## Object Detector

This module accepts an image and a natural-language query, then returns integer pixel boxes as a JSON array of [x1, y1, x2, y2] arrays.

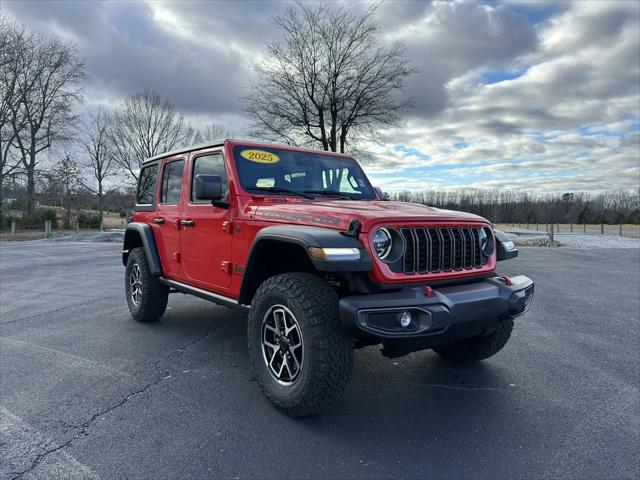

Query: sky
[[2, 0, 639, 193]]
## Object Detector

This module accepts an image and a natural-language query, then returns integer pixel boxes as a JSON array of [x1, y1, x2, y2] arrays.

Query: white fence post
[[44, 220, 51, 239], [11, 221, 15, 236]]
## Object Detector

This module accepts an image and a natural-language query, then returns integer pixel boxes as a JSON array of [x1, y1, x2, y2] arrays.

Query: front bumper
[[339, 275, 534, 357]]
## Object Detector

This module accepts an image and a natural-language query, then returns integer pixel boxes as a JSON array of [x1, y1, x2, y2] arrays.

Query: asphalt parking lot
[[1, 241, 638, 480]]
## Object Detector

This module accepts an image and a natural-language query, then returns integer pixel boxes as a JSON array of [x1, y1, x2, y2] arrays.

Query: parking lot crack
[[11, 329, 218, 479], [381, 381, 510, 391]]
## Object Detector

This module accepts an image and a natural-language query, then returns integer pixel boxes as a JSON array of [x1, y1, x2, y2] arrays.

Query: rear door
[[153, 158, 185, 277], [180, 150, 233, 289]]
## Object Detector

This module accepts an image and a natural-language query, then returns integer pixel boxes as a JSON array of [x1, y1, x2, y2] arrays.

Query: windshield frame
[[230, 143, 377, 201]]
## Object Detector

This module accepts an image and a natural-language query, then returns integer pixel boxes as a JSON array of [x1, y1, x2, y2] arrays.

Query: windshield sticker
[[240, 149, 280, 164]]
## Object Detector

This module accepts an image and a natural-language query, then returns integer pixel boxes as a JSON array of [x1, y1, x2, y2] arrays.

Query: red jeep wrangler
[[123, 139, 533, 416]]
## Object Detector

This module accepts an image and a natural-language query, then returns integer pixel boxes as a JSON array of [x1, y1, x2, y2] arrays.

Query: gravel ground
[[1, 241, 638, 480], [47, 230, 125, 243], [505, 227, 640, 248]]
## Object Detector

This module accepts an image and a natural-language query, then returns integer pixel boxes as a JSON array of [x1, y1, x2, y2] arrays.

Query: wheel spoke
[[277, 358, 287, 379], [283, 356, 293, 379], [265, 324, 279, 335], [291, 351, 301, 370], [263, 340, 279, 352], [274, 309, 285, 331], [284, 320, 297, 336], [268, 350, 278, 369]]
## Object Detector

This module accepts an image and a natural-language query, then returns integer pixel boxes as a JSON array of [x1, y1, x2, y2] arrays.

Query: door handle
[[180, 219, 196, 227], [153, 217, 165, 225]]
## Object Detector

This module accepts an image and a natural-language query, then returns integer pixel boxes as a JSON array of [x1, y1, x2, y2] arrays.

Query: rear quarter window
[[136, 164, 158, 205], [160, 160, 185, 204]]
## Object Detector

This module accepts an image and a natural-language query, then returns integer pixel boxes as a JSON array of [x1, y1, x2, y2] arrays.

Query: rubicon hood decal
[[256, 209, 341, 226], [253, 200, 488, 232]]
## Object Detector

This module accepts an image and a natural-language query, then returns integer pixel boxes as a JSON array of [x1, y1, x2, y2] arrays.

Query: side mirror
[[195, 174, 222, 201], [374, 187, 390, 201]]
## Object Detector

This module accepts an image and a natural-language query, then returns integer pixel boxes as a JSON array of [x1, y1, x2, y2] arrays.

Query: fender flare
[[238, 225, 372, 305], [122, 222, 163, 275]]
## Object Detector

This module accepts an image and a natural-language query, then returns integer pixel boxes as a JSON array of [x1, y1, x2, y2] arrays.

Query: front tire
[[247, 273, 353, 417], [125, 247, 168, 323], [433, 318, 514, 362]]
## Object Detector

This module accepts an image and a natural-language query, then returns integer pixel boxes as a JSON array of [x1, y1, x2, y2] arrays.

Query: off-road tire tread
[[247, 273, 353, 417], [125, 247, 168, 323], [433, 318, 514, 362]]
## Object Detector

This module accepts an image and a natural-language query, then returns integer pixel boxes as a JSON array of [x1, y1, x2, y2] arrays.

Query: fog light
[[399, 311, 412, 328]]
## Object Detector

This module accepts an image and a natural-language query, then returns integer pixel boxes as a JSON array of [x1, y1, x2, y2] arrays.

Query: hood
[[253, 199, 488, 232]]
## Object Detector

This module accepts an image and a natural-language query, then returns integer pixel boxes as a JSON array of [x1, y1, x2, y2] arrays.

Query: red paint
[[500, 276, 513, 286], [422, 286, 433, 297], [133, 140, 497, 301]]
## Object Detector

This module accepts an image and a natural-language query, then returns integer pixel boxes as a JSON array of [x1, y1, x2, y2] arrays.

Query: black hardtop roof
[[142, 139, 226, 164]]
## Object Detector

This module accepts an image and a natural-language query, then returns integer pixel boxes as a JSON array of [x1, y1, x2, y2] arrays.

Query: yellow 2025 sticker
[[240, 149, 280, 164]]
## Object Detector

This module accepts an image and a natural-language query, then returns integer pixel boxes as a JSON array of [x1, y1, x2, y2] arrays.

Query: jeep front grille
[[399, 226, 487, 274]]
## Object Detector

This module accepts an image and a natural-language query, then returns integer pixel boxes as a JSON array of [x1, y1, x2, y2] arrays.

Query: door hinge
[[173, 252, 181, 263], [220, 260, 231, 274], [222, 221, 233, 234]]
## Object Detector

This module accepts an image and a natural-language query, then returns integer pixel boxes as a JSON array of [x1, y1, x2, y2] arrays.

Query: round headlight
[[479, 227, 495, 257], [372, 228, 392, 259]]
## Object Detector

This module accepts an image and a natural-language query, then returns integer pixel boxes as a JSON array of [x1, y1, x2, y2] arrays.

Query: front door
[[154, 158, 185, 277], [180, 150, 233, 289]]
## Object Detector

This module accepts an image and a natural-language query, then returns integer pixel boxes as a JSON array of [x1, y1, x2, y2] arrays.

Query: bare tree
[[109, 90, 194, 183], [80, 108, 119, 222], [8, 27, 85, 215], [51, 154, 82, 227], [0, 15, 25, 213], [243, 2, 414, 153], [194, 123, 233, 143]]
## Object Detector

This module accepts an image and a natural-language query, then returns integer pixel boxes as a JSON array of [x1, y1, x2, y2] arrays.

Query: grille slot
[[400, 228, 415, 274], [400, 226, 488, 274]]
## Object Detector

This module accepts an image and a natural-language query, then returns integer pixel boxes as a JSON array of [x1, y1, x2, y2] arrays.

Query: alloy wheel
[[129, 263, 142, 305], [261, 305, 304, 386]]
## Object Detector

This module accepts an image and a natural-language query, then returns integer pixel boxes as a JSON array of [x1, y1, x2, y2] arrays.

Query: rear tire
[[433, 318, 514, 362], [247, 273, 353, 417], [125, 247, 168, 323]]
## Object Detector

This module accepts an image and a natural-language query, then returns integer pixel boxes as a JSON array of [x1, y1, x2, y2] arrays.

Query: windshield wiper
[[245, 186, 315, 200], [302, 189, 352, 200]]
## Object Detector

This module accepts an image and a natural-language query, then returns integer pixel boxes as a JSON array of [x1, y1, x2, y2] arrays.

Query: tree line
[[391, 189, 640, 225]]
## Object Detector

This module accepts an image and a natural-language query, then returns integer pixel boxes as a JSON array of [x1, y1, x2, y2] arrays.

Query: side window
[[191, 153, 228, 202], [160, 159, 185, 204], [136, 164, 158, 205]]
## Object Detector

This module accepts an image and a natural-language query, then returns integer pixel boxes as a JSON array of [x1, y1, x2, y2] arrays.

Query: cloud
[[2, 0, 638, 192], [364, 0, 640, 192]]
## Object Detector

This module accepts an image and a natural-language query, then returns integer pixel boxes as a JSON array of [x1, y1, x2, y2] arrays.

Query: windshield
[[233, 145, 376, 200]]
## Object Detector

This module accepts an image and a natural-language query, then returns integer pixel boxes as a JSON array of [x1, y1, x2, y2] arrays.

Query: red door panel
[[154, 158, 185, 278], [180, 150, 233, 289]]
